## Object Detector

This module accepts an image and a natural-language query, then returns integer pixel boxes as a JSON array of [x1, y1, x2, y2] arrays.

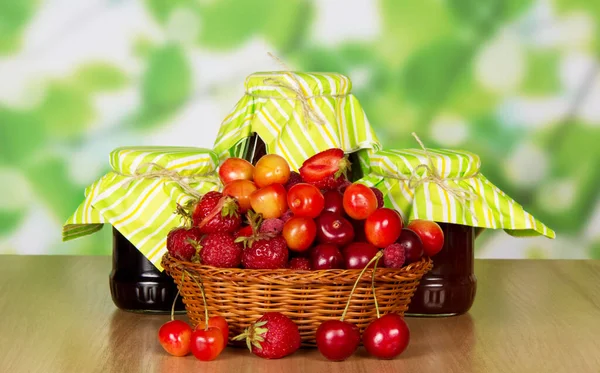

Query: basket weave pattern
[[162, 254, 432, 346]]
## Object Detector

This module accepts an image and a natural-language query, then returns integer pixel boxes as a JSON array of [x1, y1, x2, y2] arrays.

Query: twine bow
[[389, 133, 480, 223], [245, 53, 347, 128], [114, 162, 219, 199]]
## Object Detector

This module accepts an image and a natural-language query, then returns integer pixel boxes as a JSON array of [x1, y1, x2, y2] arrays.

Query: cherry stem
[[169, 272, 185, 321], [184, 270, 210, 331], [340, 251, 384, 322], [371, 254, 382, 319]]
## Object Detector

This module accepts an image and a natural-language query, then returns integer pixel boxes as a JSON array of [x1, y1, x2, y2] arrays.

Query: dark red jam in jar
[[110, 228, 184, 313], [406, 223, 477, 316]]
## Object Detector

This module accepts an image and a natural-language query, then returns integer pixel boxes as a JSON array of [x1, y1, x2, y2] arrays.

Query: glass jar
[[109, 228, 184, 313], [406, 223, 477, 317]]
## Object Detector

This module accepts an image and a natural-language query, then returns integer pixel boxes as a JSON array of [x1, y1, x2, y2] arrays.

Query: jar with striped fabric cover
[[63, 147, 221, 312], [212, 71, 381, 178], [359, 146, 555, 316]]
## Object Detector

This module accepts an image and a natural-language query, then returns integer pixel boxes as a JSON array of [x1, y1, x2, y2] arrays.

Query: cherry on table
[[158, 320, 192, 357], [316, 320, 360, 361], [363, 313, 410, 359]]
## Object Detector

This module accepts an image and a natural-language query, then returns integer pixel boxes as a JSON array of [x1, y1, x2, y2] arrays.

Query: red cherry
[[316, 212, 355, 246], [158, 320, 192, 357], [287, 183, 325, 218], [283, 216, 317, 252], [322, 190, 344, 215], [342, 183, 378, 220], [363, 313, 410, 359], [310, 244, 344, 270], [397, 228, 424, 263], [195, 316, 229, 345], [407, 220, 445, 256], [190, 326, 225, 361], [342, 242, 379, 269], [219, 157, 254, 185], [316, 320, 360, 361], [364, 208, 403, 248]]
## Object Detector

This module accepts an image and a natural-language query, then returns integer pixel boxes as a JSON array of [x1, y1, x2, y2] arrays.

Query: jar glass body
[[109, 228, 184, 313], [406, 223, 477, 317]]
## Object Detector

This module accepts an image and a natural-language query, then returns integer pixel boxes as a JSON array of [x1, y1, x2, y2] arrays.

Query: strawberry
[[166, 226, 202, 261], [288, 257, 311, 270], [193, 191, 241, 234], [199, 232, 242, 268], [299, 148, 351, 190], [241, 236, 288, 269], [233, 312, 301, 359]]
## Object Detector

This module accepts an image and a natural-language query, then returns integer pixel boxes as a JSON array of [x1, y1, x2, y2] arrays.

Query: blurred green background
[[0, 0, 598, 258]]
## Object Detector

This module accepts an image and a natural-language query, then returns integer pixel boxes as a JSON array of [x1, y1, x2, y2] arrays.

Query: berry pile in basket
[[166, 149, 445, 270]]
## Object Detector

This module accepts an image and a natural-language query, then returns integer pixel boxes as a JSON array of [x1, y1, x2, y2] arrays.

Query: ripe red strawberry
[[199, 232, 242, 268], [166, 226, 202, 261], [233, 312, 301, 359], [299, 149, 351, 190], [288, 257, 311, 270], [193, 191, 241, 234], [241, 236, 288, 269]]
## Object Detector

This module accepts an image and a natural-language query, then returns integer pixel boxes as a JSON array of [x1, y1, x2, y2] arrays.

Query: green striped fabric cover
[[213, 71, 381, 173], [63, 147, 221, 270], [359, 148, 555, 238]]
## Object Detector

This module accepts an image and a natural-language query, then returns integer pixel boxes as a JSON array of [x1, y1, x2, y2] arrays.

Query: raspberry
[[383, 243, 406, 268]]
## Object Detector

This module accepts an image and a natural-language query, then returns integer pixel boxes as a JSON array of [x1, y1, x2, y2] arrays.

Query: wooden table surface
[[1, 256, 599, 373]]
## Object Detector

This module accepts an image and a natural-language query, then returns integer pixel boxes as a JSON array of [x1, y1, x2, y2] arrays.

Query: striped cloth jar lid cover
[[359, 147, 555, 238], [212, 71, 382, 173], [63, 147, 221, 270]]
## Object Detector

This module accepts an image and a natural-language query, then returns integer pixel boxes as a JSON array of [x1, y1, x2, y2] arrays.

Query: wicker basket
[[162, 254, 432, 346]]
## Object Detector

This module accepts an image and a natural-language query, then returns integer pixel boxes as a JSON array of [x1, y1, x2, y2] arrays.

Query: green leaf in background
[[144, 0, 197, 23], [0, 210, 23, 235], [35, 81, 95, 140], [74, 63, 129, 92], [196, 0, 265, 48], [261, 0, 313, 51], [379, 0, 454, 68], [0, 0, 38, 54], [447, 0, 532, 34], [590, 240, 600, 260], [522, 50, 561, 95], [401, 38, 473, 109], [0, 106, 46, 165], [534, 124, 600, 233], [23, 156, 83, 222], [136, 44, 192, 128]]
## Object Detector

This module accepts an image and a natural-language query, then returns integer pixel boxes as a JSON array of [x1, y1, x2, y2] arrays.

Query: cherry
[[185, 271, 226, 361], [364, 208, 403, 248], [316, 320, 360, 361], [287, 183, 325, 218], [343, 242, 379, 269], [397, 228, 424, 263], [283, 216, 317, 252], [363, 313, 410, 359], [342, 183, 378, 220], [322, 190, 344, 215], [219, 157, 254, 185], [316, 212, 355, 246], [310, 244, 344, 270], [190, 327, 226, 361], [407, 220, 445, 256], [158, 320, 192, 357], [196, 315, 229, 345]]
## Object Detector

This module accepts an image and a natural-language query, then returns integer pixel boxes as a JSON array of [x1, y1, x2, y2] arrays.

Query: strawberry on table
[[193, 191, 241, 234], [233, 312, 301, 359], [299, 149, 351, 190]]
